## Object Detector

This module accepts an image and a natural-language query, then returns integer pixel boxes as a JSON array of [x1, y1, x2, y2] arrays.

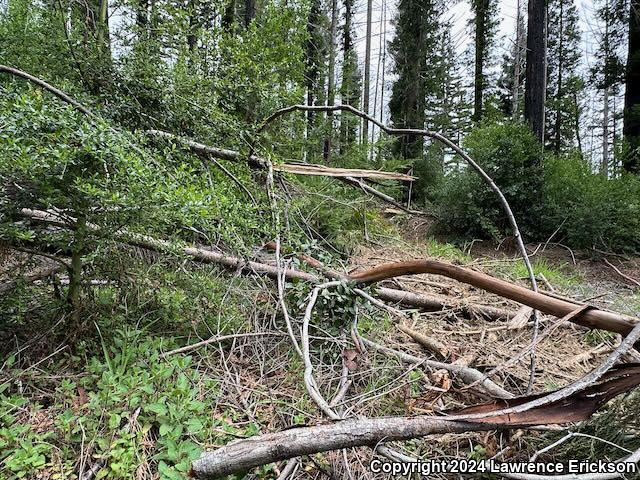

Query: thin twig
[[604, 258, 640, 288]]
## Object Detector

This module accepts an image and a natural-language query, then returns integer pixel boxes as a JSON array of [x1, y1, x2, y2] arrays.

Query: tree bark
[[524, 0, 547, 143], [603, 86, 610, 175], [473, 0, 489, 122], [553, 0, 564, 154], [324, 0, 338, 162], [624, 0, 640, 173], [362, 0, 373, 142], [512, 0, 525, 116], [190, 417, 512, 478], [244, 0, 256, 27]]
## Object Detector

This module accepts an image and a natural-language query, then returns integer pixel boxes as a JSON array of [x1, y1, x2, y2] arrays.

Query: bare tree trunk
[[324, 0, 338, 162], [473, 0, 488, 122], [623, 0, 640, 173], [362, 0, 373, 143], [553, 0, 564, 154], [97, 0, 109, 52], [512, 0, 524, 116], [573, 90, 584, 158], [524, 0, 547, 142], [602, 86, 610, 176], [244, 0, 255, 27]]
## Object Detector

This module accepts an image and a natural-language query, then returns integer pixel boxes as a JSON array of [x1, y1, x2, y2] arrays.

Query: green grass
[[423, 237, 472, 263], [500, 258, 583, 288]]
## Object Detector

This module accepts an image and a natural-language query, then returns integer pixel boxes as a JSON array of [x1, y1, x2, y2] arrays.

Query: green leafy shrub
[[543, 154, 640, 252], [436, 121, 544, 239]]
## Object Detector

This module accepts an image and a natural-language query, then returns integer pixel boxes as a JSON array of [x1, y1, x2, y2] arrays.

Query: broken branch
[[189, 364, 640, 479]]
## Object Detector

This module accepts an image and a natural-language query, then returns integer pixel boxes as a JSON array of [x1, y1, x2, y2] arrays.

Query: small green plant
[[0, 396, 56, 479], [584, 329, 617, 347]]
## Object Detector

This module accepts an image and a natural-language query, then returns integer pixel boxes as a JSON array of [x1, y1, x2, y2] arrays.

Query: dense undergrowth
[[2, 0, 640, 477], [432, 121, 640, 253]]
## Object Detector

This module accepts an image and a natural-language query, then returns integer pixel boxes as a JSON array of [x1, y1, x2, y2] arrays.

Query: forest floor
[[2, 213, 640, 479]]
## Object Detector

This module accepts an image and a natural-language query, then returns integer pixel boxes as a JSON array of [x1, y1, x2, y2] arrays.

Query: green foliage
[[436, 121, 640, 252], [0, 393, 56, 479], [0, 331, 252, 479], [0, 87, 272, 250], [0, 0, 77, 83], [437, 120, 544, 239], [543, 153, 640, 252]]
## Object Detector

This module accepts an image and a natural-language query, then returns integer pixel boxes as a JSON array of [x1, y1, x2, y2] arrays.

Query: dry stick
[[162, 332, 287, 357], [604, 258, 640, 288], [150, 130, 257, 202], [360, 337, 514, 399], [257, 104, 541, 391], [301, 280, 344, 420], [189, 415, 532, 478], [275, 459, 299, 480], [396, 324, 449, 359], [284, 278, 410, 470]]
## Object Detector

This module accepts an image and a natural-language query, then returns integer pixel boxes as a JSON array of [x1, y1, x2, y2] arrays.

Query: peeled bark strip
[[190, 364, 640, 479], [348, 260, 638, 336]]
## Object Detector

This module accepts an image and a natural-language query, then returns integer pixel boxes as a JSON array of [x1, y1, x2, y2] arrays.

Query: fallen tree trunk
[[18, 209, 512, 321], [0, 263, 64, 295], [189, 417, 518, 478], [19, 208, 638, 336], [145, 130, 423, 214], [189, 364, 640, 479]]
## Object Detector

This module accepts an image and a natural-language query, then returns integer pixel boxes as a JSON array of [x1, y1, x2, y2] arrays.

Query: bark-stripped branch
[[145, 130, 423, 214]]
